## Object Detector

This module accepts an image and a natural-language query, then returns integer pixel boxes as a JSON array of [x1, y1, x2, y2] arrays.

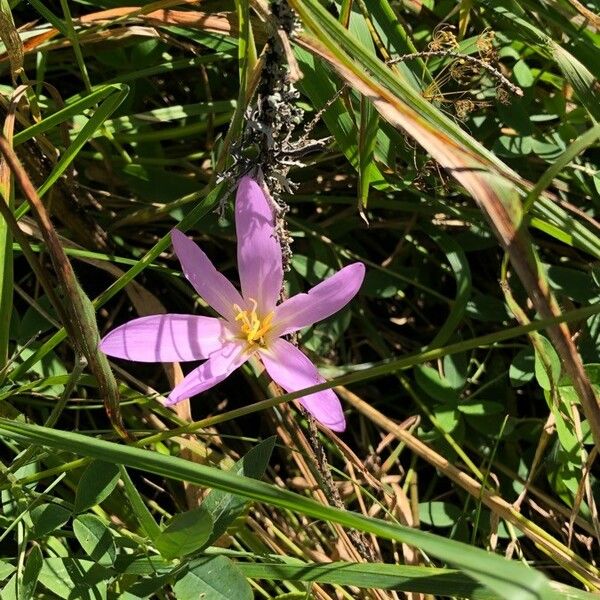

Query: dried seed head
[[455, 99, 475, 119], [429, 24, 458, 52]]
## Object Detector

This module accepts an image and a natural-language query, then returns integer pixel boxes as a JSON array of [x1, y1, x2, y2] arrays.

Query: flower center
[[233, 299, 274, 346]]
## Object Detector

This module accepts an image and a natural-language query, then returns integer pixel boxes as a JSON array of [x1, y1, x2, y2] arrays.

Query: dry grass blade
[[0, 136, 129, 440], [563, 0, 600, 29], [0, 86, 38, 366], [0, 7, 266, 62], [0, 10, 23, 82], [294, 31, 600, 455]]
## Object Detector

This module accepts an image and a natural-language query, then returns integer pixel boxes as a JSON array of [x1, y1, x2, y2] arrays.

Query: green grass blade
[[13, 84, 128, 147], [236, 561, 594, 599]]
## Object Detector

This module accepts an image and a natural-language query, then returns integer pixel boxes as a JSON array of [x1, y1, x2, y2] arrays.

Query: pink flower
[[100, 177, 365, 431]]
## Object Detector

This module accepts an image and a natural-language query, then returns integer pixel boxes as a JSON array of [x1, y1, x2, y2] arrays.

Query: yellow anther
[[233, 299, 274, 346]]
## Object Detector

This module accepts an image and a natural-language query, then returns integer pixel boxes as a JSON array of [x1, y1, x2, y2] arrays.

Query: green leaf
[[173, 556, 252, 600], [38, 558, 110, 600], [559, 364, 600, 412], [73, 515, 116, 566], [126, 572, 174, 598], [510, 348, 535, 387], [458, 401, 505, 416], [74, 461, 120, 513], [433, 407, 461, 434], [18, 347, 67, 395], [291, 254, 336, 285], [533, 336, 561, 391], [154, 507, 214, 560], [201, 436, 276, 548], [29, 503, 71, 539], [17, 296, 57, 341], [419, 502, 464, 528], [546, 265, 599, 303], [465, 293, 509, 322], [0, 574, 17, 600], [443, 352, 469, 391], [414, 365, 460, 405], [20, 544, 42, 600], [0, 560, 15, 582]]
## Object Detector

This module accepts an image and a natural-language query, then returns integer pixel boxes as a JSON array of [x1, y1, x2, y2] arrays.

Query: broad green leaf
[[433, 407, 461, 434], [201, 436, 276, 548], [291, 254, 335, 285], [38, 559, 110, 600], [419, 502, 464, 529], [0, 574, 16, 600], [0, 560, 15, 581], [510, 348, 535, 387], [173, 556, 252, 600], [125, 572, 174, 598], [20, 544, 42, 600], [154, 506, 214, 560], [73, 515, 116, 566], [534, 336, 561, 391], [458, 401, 505, 416], [17, 295, 57, 341], [18, 348, 67, 395], [559, 364, 600, 411], [465, 293, 509, 323], [29, 503, 71, 539], [443, 352, 469, 391], [546, 265, 599, 303], [74, 461, 120, 513], [414, 365, 460, 405]]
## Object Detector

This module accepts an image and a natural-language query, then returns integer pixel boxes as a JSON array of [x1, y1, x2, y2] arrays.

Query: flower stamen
[[233, 298, 274, 345]]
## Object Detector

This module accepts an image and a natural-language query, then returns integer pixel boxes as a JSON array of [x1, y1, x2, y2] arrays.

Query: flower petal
[[171, 229, 244, 322], [235, 176, 283, 314], [272, 263, 365, 336], [258, 338, 345, 431], [99, 314, 232, 362], [165, 342, 249, 405]]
